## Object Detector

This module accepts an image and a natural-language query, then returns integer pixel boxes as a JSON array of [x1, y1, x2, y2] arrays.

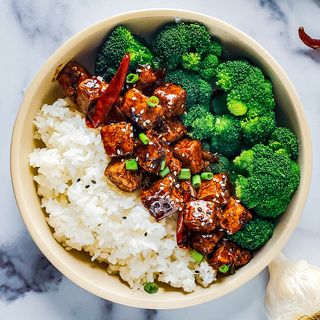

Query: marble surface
[[1, 0, 320, 318]]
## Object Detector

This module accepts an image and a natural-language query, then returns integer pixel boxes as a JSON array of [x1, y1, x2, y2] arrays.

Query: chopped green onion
[[160, 159, 166, 171], [139, 133, 150, 145], [125, 159, 138, 171], [144, 282, 159, 294], [147, 96, 159, 107], [219, 264, 229, 273], [201, 172, 214, 180], [126, 73, 139, 84], [192, 175, 201, 188], [159, 166, 170, 178], [190, 249, 203, 264], [178, 168, 191, 180]]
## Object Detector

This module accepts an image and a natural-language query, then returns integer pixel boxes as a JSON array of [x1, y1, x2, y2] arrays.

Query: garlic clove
[[265, 252, 320, 320]]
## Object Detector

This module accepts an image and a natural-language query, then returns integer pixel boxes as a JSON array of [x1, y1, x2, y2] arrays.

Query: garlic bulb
[[265, 253, 320, 320]]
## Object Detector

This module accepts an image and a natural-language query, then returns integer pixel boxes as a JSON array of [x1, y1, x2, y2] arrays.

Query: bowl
[[11, 9, 312, 309]]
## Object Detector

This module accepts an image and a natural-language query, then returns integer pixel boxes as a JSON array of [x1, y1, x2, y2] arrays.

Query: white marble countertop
[[1, 0, 320, 318]]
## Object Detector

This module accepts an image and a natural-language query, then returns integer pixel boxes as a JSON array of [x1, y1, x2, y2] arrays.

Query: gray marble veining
[[1, 0, 320, 319]]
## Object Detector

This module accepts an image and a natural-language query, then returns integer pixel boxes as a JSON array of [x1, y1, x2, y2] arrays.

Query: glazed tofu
[[57, 62, 107, 114], [77, 77, 108, 114], [100, 122, 134, 157], [104, 159, 142, 192], [140, 175, 184, 221], [217, 197, 252, 235], [197, 173, 231, 206], [135, 131, 168, 173], [156, 118, 187, 144], [173, 139, 203, 174], [57, 61, 90, 101], [154, 83, 186, 117], [134, 65, 157, 95], [183, 200, 220, 233], [191, 230, 224, 255], [209, 240, 252, 270], [120, 88, 164, 129], [166, 154, 182, 176]]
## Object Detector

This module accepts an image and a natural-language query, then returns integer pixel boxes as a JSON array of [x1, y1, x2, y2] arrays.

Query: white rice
[[29, 98, 217, 292]]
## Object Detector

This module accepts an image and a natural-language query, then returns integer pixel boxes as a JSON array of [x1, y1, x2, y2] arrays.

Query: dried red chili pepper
[[298, 27, 320, 49], [176, 211, 190, 249], [90, 53, 130, 127]]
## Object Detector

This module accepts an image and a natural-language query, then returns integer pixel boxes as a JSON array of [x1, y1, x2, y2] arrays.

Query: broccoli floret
[[233, 144, 300, 217], [95, 26, 153, 80], [241, 111, 276, 146], [208, 41, 222, 57], [153, 22, 222, 73], [182, 105, 215, 140], [199, 54, 219, 80], [152, 23, 191, 69], [227, 78, 275, 117], [212, 92, 228, 115], [230, 218, 274, 250], [187, 22, 213, 55], [209, 156, 230, 174], [210, 115, 242, 157], [166, 70, 212, 108], [181, 52, 201, 71], [269, 127, 298, 160], [201, 141, 211, 151], [216, 60, 263, 91]]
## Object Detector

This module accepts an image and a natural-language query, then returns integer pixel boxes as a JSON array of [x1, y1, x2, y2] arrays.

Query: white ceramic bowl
[[11, 9, 312, 309]]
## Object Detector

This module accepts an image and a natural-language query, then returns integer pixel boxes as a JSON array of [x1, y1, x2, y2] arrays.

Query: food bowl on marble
[[10, 9, 312, 309]]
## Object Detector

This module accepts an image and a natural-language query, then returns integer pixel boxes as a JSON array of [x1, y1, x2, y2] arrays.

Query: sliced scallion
[[159, 166, 170, 178], [125, 159, 138, 171], [147, 96, 159, 107], [126, 73, 139, 84], [192, 175, 201, 188], [219, 264, 229, 273], [139, 133, 150, 145], [178, 168, 191, 180], [190, 249, 203, 264], [201, 172, 214, 180], [144, 282, 159, 294]]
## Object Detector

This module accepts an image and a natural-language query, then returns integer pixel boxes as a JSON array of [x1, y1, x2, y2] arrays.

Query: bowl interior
[[11, 9, 312, 309]]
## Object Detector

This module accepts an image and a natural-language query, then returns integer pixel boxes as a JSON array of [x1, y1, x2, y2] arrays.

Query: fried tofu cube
[[135, 131, 168, 173], [183, 200, 220, 233], [104, 159, 142, 192], [77, 77, 108, 114], [134, 65, 157, 95], [120, 88, 164, 129], [209, 240, 252, 270], [57, 61, 90, 102], [156, 118, 187, 144], [173, 138, 203, 174], [140, 175, 183, 221], [191, 230, 224, 255], [154, 83, 186, 117], [100, 122, 134, 157], [217, 197, 252, 235], [197, 173, 231, 206]]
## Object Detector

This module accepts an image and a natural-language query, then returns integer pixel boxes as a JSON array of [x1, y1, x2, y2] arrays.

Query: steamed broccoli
[[152, 22, 222, 72], [209, 156, 230, 174], [210, 115, 242, 157], [95, 26, 153, 80], [181, 52, 219, 80], [182, 105, 215, 140], [233, 144, 300, 218], [240, 111, 276, 146], [152, 23, 191, 69], [227, 78, 275, 117], [230, 218, 274, 250], [166, 70, 212, 108], [216, 60, 263, 91], [269, 127, 299, 160]]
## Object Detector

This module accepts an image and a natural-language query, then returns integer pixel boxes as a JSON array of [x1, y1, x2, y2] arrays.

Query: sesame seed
[[132, 97, 137, 101], [144, 232, 148, 236], [91, 180, 96, 184], [131, 107, 136, 112], [201, 222, 205, 226], [140, 110, 144, 114], [195, 270, 200, 274], [130, 133, 134, 137], [76, 178, 81, 182], [122, 216, 127, 219], [85, 185, 90, 189]]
